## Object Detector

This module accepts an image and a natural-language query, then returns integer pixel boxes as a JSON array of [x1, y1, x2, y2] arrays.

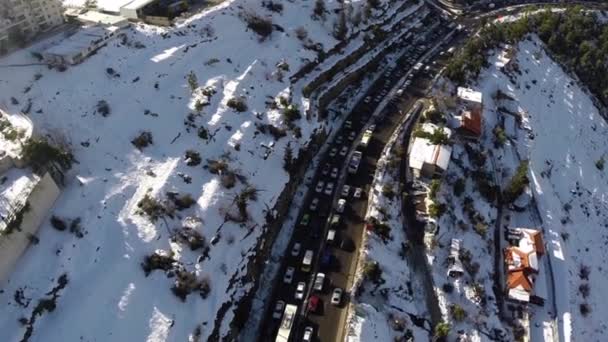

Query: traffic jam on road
[[263, 11, 459, 342]]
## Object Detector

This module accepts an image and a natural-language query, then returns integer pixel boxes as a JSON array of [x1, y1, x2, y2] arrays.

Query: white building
[[120, 0, 158, 20], [42, 24, 122, 65], [0, 0, 64, 53], [409, 123, 452, 179]]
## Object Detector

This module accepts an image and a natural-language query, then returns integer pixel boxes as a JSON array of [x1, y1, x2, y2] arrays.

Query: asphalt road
[[258, 11, 463, 342]]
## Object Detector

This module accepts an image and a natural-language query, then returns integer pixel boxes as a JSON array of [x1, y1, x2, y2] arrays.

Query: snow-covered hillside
[[0, 0, 412, 341], [475, 37, 608, 341]]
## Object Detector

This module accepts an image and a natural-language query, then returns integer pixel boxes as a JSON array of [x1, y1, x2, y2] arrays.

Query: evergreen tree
[[187, 71, 198, 93], [283, 142, 294, 172]]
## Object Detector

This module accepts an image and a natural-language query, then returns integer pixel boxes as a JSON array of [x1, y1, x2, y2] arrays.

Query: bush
[[243, 11, 273, 38], [442, 283, 454, 293], [429, 179, 441, 199], [184, 150, 202, 166], [141, 252, 175, 276], [363, 260, 383, 284], [434, 322, 450, 339], [283, 104, 301, 122], [493, 126, 507, 147], [168, 192, 196, 210], [173, 227, 206, 251], [453, 178, 465, 197], [197, 126, 209, 140], [262, 0, 283, 13], [580, 303, 591, 316], [294, 26, 308, 41], [50, 216, 67, 231], [97, 100, 110, 116], [503, 160, 529, 203], [596, 157, 604, 171], [131, 131, 153, 150], [374, 221, 391, 242], [449, 304, 467, 322], [22, 138, 73, 172], [579, 283, 590, 298], [382, 184, 395, 199], [474, 222, 487, 237], [428, 201, 445, 218], [136, 194, 167, 222], [227, 97, 248, 112]]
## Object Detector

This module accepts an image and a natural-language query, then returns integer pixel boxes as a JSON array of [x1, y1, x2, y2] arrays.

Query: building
[[457, 110, 482, 138], [73, 10, 130, 28], [42, 25, 122, 66], [447, 238, 464, 278], [504, 228, 546, 305], [0, 0, 64, 53], [457, 87, 483, 114], [409, 123, 452, 179]]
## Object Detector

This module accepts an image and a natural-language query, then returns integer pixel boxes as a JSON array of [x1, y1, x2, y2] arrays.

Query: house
[[74, 10, 130, 28], [504, 228, 546, 305], [457, 87, 483, 115], [0, 0, 64, 54], [119, 0, 189, 24], [408, 123, 452, 179], [42, 25, 122, 66], [120, 0, 159, 20], [457, 110, 482, 138]]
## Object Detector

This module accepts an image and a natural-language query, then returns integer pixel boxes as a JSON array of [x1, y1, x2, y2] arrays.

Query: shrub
[[187, 71, 198, 92], [503, 160, 529, 203], [168, 192, 196, 210], [493, 126, 507, 147], [136, 194, 167, 222], [294, 26, 308, 41], [382, 184, 395, 199], [207, 159, 228, 174], [227, 97, 248, 112], [131, 131, 153, 150], [429, 179, 441, 199], [596, 157, 605, 171], [449, 304, 467, 321], [141, 252, 175, 276], [442, 283, 454, 293], [262, 0, 283, 13], [184, 150, 202, 166], [363, 260, 383, 284], [428, 201, 445, 218], [194, 99, 204, 112], [243, 11, 273, 38], [580, 303, 591, 316], [374, 221, 391, 242], [579, 283, 590, 298], [453, 178, 465, 197], [283, 104, 301, 122], [97, 100, 110, 116], [434, 321, 450, 339], [22, 138, 73, 172], [579, 264, 590, 280], [425, 108, 445, 124], [471, 282, 486, 303], [173, 227, 206, 251], [50, 216, 67, 231], [221, 171, 237, 189], [197, 127, 209, 140], [313, 0, 325, 18], [474, 222, 487, 237]]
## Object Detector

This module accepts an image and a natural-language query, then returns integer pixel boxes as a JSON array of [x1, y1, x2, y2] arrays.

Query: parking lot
[[258, 11, 463, 342]]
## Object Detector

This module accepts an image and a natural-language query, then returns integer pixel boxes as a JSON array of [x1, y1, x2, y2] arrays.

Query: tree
[[503, 160, 529, 203], [313, 0, 325, 19], [434, 321, 450, 339], [334, 10, 348, 41], [187, 71, 198, 93], [367, 0, 380, 9]]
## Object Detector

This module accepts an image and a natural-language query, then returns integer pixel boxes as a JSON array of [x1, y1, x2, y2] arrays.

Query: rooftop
[[43, 25, 120, 57], [76, 10, 129, 27], [409, 123, 452, 172], [457, 87, 483, 104], [0, 168, 39, 231], [121, 0, 157, 11]]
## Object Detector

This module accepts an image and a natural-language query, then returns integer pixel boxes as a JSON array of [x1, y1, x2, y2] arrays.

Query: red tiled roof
[[461, 110, 482, 137]]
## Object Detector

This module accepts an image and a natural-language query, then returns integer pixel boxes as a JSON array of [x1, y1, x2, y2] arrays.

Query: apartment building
[[0, 0, 64, 53]]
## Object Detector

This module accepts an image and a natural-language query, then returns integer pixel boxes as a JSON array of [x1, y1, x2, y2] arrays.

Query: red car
[[308, 295, 320, 313]]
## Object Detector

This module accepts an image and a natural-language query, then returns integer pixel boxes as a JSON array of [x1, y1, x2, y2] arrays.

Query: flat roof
[[457, 87, 483, 104], [0, 169, 39, 231], [409, 123, 452, 172], [77, 10, 129, 27], [44, 25, 120, 57], [121, 0, 157, 10]]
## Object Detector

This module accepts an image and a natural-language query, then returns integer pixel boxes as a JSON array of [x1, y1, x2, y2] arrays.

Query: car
[[345, 120, 353, 129], [321, 163, 331, 176], [330, 167, 339, 179], [326, 229, 336, 245], [329, 147, 338, 157], [354, 187, 363, 198], [291, 242, 302, 257], [308, 295, 320, 312], [341, 184, 351, 197], [313, 273, 325, 291], [315, 181, 325, 193], [339, 146, 348, 157], [348, 131, 356, 141], [302, 326, 314, 342], [295, 281, 306, 300], [273, 300, 285, 319], [336, 199, 346, 213], [309, 197, 319, 211], [368, 124, 376, 132], [331, 288, 343, 305], [340, 237, 355, 252], [284, 266, 295, 284], [336, 135, 344, 145], [324, 182, 334, 196], [364, 96, 371, 104], [300, 214, 310, 227]]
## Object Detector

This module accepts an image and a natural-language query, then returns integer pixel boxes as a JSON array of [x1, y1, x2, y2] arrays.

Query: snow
[[474, 35, 608, 341], [0, 0, 415, 341]]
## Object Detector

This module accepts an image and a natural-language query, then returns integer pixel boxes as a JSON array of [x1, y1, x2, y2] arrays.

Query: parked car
[[339, 146, 348, 157], [308, 295, 320, 312], [295, 282, 306, 300], [341, 185, 351, 197], [330, 167, 339, 179], [364, 96, 371, 104], [345, 120, 352, 129], [309, 197, 319, 211], [315, 181, 324, 193], [302, 326, 314, 342], [284, 266, 295, 284], [353, 187, 363, 198], [300, 214, 310, 227], [326, 229, 336, 245], [331, 288, 343, 305], [273, 300, 285, 319], [321, 163, 331, 176], [329, 147, 338, 157], [291, 242, 301, 257], [336, 135, 344, 145], [324, 182, 334, 195], [348, 131, 356, 141], [336, 199, 346, 213], [313, 273, 325, 292]]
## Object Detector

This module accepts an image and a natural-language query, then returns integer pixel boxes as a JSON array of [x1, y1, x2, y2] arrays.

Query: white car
[[291, 242, 301, 257], [331, 288, 343, 305], [273, 300, 285, 319], [324, 182, 334, 196], [309, 197, 319, 211], [364, 96, 371, 104], [354, 187, 363, 199], [345, 120, 353, 129], [284, 266, 295, 284], [336, 199, 346, 213], [295, 282, 306, 300], [368, 124, 376, 132], [330, 167, 339, 179], [313, 273, 325, 291], [302, 326, 314, 342], [315, 181, 325, 193], [341, 185, 351, 197], [329, 147, 338, 157], [348, 131, 356, 141], [321, 163, 330, 176], [339, 146, 348, 157]]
